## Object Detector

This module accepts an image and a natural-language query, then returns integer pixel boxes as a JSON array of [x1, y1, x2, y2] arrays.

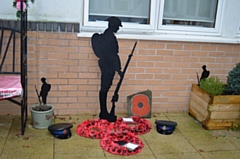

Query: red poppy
[[131, 94, 151, 117]]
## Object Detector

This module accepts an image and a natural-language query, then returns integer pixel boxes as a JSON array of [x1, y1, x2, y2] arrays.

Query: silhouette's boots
[[99, 91, 109, 120]]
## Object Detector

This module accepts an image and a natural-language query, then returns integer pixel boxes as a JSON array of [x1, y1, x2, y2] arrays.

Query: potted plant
[[30, 77, 54, 129], [189, 62, 240, 130]]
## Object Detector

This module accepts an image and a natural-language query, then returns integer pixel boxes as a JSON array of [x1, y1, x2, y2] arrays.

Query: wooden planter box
[[189, 84, 240, 130]]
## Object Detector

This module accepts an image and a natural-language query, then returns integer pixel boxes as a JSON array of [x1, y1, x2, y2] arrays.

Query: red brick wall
[[1, 31, 240, 115]]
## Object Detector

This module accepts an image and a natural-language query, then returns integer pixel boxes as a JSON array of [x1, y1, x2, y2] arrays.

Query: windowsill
[[77, 32, 240, 44]]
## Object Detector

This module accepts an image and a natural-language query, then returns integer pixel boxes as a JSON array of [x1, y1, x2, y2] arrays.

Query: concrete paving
[[0, 113, 240, 159]]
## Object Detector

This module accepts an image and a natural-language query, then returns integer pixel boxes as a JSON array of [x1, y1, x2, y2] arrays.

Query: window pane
[[162, 0, 218, 28], [89, 0, 151, 24]]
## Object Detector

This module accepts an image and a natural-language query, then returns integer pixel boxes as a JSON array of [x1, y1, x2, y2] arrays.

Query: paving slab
[[0, 113, 240, 159]]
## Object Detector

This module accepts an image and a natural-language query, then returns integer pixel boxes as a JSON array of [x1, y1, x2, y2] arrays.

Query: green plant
[[231, 122, 240, 132], [200, 76, 224, 97], [224, 62, 240, 95]]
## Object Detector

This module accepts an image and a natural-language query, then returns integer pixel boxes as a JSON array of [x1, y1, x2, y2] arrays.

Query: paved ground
[[0, 113, 240, 159]]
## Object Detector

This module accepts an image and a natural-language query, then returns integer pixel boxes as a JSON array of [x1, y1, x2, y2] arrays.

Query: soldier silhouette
[[91, 17, 123, 121], [200, 65, 210, 81], [40, 77, 51, 104]]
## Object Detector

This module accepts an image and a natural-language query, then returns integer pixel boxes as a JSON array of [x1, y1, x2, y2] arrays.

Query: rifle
[[196, 72, 200, 86], [110, 41, 137, 116], [35, 85, 42, 104]]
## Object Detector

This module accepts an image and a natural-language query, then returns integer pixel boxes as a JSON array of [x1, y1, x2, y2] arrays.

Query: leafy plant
[[224, 62, 240, 95], [200, 76, 224, 97], [231, 122, 240, 132]]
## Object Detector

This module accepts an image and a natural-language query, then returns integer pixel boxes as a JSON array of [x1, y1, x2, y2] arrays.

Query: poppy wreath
[[100, 132, 144, 156], [76, 119, 114, 139], [114, 116, 151, 135]]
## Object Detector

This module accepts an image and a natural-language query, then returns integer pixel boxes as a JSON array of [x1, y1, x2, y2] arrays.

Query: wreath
[[100, 132, 144, 156], [114, 116, 151, 135], [76, 119, 113, 139]]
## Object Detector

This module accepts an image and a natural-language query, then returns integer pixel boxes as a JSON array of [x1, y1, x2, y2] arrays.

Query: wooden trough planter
[[189, 84, 240, 130]]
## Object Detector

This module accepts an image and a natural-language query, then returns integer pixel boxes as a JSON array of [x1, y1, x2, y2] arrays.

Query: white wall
[[0, 0, 82, 23]]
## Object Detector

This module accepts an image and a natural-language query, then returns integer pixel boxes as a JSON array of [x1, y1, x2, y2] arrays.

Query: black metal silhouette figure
[[200, 65, 210, 81], [91, 17, 123, 121], [40, 77, 51, 104]]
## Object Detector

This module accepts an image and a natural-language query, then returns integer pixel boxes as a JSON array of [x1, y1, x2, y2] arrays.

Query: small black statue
[[200, 65, 210, 81], [40, 77, 51, 104], [91, 17, 123, 121]]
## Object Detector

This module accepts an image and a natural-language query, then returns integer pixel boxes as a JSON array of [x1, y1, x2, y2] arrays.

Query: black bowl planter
[[30, 104, 54, 129]]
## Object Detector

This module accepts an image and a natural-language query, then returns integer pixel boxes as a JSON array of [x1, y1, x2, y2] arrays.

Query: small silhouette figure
[[40, 77, 51, 104], [200, 65, 210, 81], [91, 17, 123, 121]]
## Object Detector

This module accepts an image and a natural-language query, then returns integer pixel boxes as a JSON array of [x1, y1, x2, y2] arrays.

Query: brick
[[174, 50, 191, 56], [184, 44, 201, 50], [208, 51, 224, 57], [59, 59, 78, 66], [145, 80, 161, 85], [58, 72, 78, 79], [48, 39, 69, 46], [152, 97, 169, 103], [79, 85, 98, 91], [217, 45, 234, 52], [58, 85, 78, 91], [136, 74, 154, 79], [154, 74, 171, 79], [137, 49, 156, 55], [147, 55, 164, 61], [67, 91, 87, 97], [48, 66, 68, 72], [201, 45, 217, 51], [146, 68, 163, 73], [68, 79, 88, 85], [191, 51, 208, 57], [68, 103, 87, 109], [162, 80, 179, 85], [163, 68, 181, 74], [58, 97, 77, 103], [148, 42, 165, 49], [79, 73, 98, 79], [156, 50, 174, 55], [59, 46, 78, 53], [137, 61, 155, 67], [199, 57, 216, 63], [69, 39, 90, 47], [58, 33, 79, 40], [182, 57, 200, 62], [166, 43, 183, 50]]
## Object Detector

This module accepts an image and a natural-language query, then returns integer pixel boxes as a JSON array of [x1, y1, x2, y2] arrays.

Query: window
[[162, 0, 218, 28], [89, 0, 150, 25], [83, 0, 156, 32], [81, 0, 225, 36]]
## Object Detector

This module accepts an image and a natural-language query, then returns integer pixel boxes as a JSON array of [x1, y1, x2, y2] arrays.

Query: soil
[[32, 104, 52, 111]]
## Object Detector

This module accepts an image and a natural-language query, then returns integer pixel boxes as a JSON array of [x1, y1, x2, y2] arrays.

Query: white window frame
[[79, 0, 240, 43], [157, 0, 224, 36], [82, 0, 157, 33], [237, 16, 240, 37]]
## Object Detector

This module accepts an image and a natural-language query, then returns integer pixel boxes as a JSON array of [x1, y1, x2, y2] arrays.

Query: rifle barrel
[[113, 41, 137, 100], [35, 85, 42, 104]]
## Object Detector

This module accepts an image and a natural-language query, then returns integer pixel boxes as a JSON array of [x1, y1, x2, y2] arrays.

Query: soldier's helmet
[[41, 77, 46, 82], [107, 17, 122, 27]]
